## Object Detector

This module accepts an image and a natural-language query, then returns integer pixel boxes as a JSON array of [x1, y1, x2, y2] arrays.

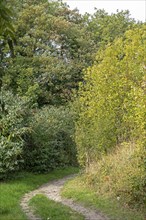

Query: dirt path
[[20, 174, 109, 220]]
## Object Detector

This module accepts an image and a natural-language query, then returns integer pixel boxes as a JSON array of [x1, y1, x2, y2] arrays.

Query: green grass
[[29, 194, 84, 220], [61, 176, 145, 220], [0, 167, 79, 220]]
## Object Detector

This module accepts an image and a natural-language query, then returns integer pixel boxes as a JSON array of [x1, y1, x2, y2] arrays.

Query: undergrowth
[[62, 143, 146, 220], [84, 142, 146, 210]]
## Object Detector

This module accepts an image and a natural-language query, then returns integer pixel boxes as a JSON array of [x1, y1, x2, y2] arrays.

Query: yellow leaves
[[75, 25, 146, 168]]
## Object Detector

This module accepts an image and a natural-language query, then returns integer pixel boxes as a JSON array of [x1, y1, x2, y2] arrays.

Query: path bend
[[20, 174, 109, 220]]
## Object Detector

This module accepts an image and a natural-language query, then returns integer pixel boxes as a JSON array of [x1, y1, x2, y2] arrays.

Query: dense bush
[[0, 91, 77, 178], [84, 142, 146, 208], [23, 106, 77, 172], [0, 90, 30, 179], [75, 25, 146, 166], [74, 25, 146, 208]]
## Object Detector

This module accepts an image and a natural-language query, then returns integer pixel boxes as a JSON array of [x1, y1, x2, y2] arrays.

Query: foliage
[[29, 194, 84, 220], [75, 25, 146, 166], [0, 90, 30, 179], [0, 167, 78, 220], [0, 0, 15, 88], [23, 106, 77, 172], [1, 0, 94, 106], [84, 142, 146, 209], [0, 0, 14, 37], [84, 9, 135, 49], [0, 4, 145, 214], [1, 1, 136, 106], [74, 25, 146, 209]]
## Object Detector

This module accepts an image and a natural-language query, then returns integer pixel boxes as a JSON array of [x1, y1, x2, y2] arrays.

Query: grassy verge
[[61, 176, 145, 220], [0, 167, 79, 220], [29, 194, 84, 220]]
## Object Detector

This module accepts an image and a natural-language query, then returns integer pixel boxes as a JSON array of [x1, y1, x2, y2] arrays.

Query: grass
[[61, 176, 145, 220], [1, 165, 144, 220], [0, 167, 79, 220], [29, 194, 84, 220]]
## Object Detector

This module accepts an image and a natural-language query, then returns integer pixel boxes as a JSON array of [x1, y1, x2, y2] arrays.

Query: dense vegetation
[[23, 106, 77, 172], [0, 0, 145, 214], [75, 25, 145, 163], [74, 25, 146, 208]]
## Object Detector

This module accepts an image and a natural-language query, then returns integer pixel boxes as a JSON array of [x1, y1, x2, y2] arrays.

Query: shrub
[[23, 105, 77, 172], [74, 25, 146, 209], [0, 90, 30, 179], [84, 142, 146, 209], [75, 25, 146, 166]]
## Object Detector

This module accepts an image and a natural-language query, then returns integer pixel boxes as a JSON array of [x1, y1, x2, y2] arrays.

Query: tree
[[1, 1, 137, 106], [1, 0, 94, 106], [85, 9, 135, 48], [75, 25, 146, 166]]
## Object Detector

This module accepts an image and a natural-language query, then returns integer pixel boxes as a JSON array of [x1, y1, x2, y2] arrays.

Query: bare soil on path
[[20, 174, 109, 220]]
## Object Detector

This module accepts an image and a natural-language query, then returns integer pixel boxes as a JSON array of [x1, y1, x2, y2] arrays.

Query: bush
[[0, 90, 30, 179], [75, 25, 146, 166], [23, 105, 77, 172], [74, 25, 146, 209], [84, 142, 146, 209]]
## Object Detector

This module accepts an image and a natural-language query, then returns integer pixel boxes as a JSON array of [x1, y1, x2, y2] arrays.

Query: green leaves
[[0, 90, 30, 178], [74, 25, 146, 209], [1, 0, 95, 106], [23, 106, 77, 172], [0, 0, 15, 37], [75, 25, 146, 166], [86, 9, 135, 49]]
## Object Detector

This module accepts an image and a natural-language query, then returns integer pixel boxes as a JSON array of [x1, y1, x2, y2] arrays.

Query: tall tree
[[1, 1, 137, 106], [2, 0, 94, 105], [85, 9, 135, 48]]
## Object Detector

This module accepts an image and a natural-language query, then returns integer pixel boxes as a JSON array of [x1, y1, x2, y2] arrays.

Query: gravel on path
[[20, 174, 109, 220]]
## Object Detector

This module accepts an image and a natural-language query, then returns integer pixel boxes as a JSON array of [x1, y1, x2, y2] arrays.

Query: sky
[[63, 0, 146, 22]]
